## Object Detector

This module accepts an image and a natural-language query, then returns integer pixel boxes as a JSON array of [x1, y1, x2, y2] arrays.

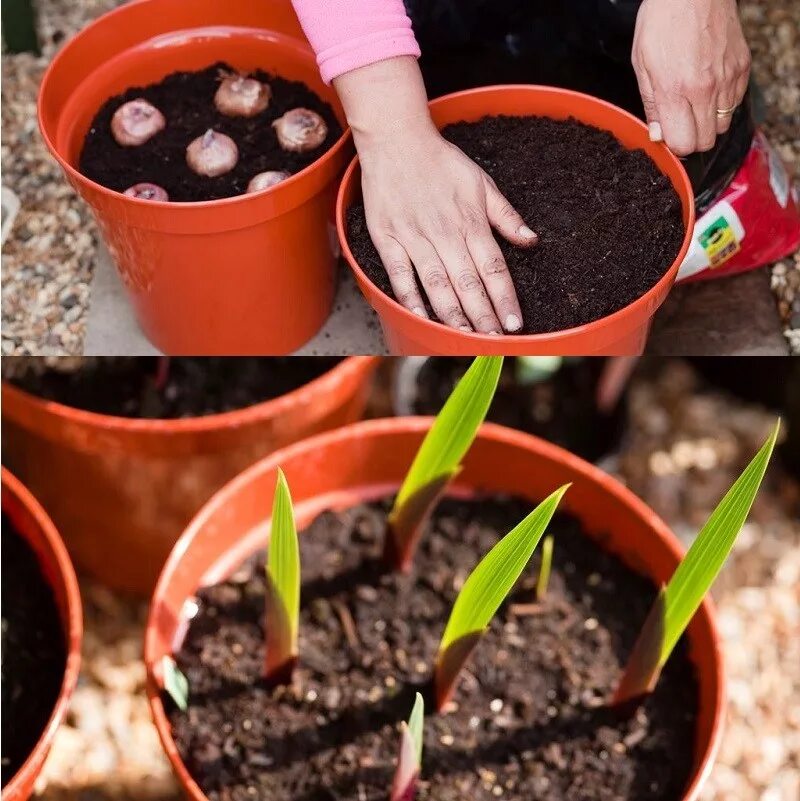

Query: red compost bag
[[678, 131, 800, 282]]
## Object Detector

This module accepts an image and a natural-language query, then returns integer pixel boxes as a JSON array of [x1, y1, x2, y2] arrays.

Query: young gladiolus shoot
[[614, 420, 781, 704], [264, 468, 301, 686], [536, 535, 554, 601], [391, 693, 424, 801], [384, 356, 503, 572], [162, 655, 188, 712], [434, 484, 570, 711], [272, 108, 328, 152]]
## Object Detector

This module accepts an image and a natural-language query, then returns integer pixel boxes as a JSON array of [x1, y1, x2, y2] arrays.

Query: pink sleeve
[[291, 0, 421, 84]]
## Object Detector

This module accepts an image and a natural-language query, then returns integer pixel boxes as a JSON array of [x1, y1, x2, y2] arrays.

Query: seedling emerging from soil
[[214, 73, 272, 118], [264, 469, 301, 686], [247, 170, 291, 193], [186, 129, 239, 177], [162, 655, 188, 711], [614, 421, 780, 705], [535, 535, 554, 600], [385, 356, 503, 572], [124, 182, 169, 201], [434, 484, 570, 710], [273, 108, 328, 152], [391, 693, 424, 801], [111, 98, 166, 146]]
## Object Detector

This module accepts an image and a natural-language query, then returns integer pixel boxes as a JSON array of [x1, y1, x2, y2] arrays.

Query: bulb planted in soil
[[272, 108, 328, 152], [186, 130, 239, 178], [214, 73, 272, 118], [123, 182, 169, 201], [111, 99, 166, 146], [247, 170, 291, 193]]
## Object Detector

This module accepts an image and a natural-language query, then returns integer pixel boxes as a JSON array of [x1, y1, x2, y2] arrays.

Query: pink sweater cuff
[[292, 1, 421, 84]]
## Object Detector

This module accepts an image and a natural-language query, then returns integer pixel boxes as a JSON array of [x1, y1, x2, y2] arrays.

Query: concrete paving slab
[[83, 242, 387, 355], [647, 267, 789, 356]]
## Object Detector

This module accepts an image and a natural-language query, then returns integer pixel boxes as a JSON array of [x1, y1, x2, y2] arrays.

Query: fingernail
[[488, 330, 501, 336], [649, 122, 663, 142], [504, 314, 522, 332], [518, 225, 538, 241], [412, 306, 426, 317], [459, 325, 472, 332]]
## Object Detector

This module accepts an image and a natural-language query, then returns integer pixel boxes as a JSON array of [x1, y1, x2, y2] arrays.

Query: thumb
[[636, 65, 663, 142], [484, 177, 538, 248]]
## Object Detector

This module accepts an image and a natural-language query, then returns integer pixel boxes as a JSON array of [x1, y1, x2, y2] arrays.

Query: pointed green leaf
[[386, 356, 503, 570], [391, 693, 424, 801], [615, 421, 780, 703], [435, 484, 569, 708], [162, 655, 188, 711], [264, 468, 300, 684]]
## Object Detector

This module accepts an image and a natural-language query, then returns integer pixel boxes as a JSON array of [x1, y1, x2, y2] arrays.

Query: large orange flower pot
[[38, 0, 353, 355], [1, 468, 82, 801], [1, 357, 379, 596], [145, 418, 723, 801], [337, 86, 695, 355]]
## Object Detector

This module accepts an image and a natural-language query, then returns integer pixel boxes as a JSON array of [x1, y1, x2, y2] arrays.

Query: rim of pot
[[1, 467, 83, 800], [144, 417, 725, 801], [0, 357, 379, 435], [336, 84, 696, 347]]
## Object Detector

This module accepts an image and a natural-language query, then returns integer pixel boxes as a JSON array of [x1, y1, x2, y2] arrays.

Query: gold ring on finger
[[716, 105, 737, 117]]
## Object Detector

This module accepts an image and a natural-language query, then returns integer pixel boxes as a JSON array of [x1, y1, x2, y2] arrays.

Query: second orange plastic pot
[[1, 468, 82, 801], [145, 418, 723, 801], [337, 86, 695, 355], [38, 0, 353, 354], [1, 357, 379, 596]]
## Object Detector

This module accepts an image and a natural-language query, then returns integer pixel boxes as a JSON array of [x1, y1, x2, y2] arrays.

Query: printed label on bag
[[678, 200, 746, 280]]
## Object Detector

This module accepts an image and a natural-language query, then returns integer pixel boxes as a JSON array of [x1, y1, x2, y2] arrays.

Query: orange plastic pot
[[145, 418, 723, 801], [38, 0, 353, 355], [1, 468, 82, 801], [337, 86, 695, 355], [1, 357, 379, 596]]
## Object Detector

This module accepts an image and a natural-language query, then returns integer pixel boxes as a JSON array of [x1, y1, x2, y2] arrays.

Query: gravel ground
[[1, 0, 798, 355], [24, 358, 800, 800]]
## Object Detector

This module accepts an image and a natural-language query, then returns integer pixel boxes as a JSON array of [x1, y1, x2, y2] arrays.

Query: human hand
[[632, 0, 751, 156], [335, 58, 537, 333]]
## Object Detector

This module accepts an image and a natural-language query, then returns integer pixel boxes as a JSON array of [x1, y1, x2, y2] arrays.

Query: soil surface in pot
[[6, 357, 340, 419], [79, 63, 343, 202], [168, 495, 697, 801], [411, 358, 624, 461], [346, 115, 685, 334], [1, 517, 67, 787]]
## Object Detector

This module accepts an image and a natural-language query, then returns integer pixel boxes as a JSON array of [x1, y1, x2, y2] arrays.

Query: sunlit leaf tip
[[391, 693, 424, 801], [434, 484, 569, 710], [384, 356, 503, 572], [162, 655, 189, 711], [614, 420, 780, 704], [264, 467, 301, 685]]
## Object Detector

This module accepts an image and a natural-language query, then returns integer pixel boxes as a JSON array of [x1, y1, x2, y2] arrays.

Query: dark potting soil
[[1, 518, 67, 787], [7, 357, 340, 419], [168, 495, 698, 801], [346, 115, 685, 334], [412, 357, 625, 462], [79, 62, 343, 202]]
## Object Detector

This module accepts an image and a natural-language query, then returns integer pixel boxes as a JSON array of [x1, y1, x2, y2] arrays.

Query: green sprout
[[162, 655, 188, 711], [264, 468, 301, 686], [390, 693, 424, 801], [385, 356, 503, 572], [434, 485, 570, 711], [614, 420, 780, 704], [535, 535, 554, 601]]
